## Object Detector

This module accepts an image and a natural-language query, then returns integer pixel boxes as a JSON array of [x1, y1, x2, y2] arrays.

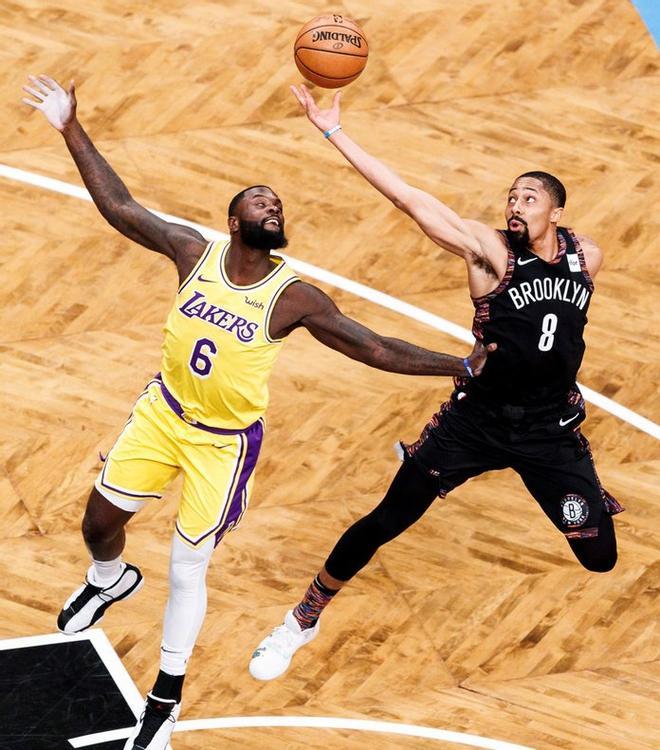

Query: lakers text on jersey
[[161, 240, 299, 430]]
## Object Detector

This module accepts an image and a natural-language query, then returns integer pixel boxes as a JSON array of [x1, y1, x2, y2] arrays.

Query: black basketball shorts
[[402, 389, 624, 540]]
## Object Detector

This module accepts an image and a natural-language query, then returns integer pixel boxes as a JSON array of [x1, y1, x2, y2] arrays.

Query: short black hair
[[515, 171, 566, 208], [228, 185, 273, 217]]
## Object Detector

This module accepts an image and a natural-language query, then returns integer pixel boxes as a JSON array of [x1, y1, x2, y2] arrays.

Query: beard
[[505, 222, 530, 253], [238, 219, 288, 251]]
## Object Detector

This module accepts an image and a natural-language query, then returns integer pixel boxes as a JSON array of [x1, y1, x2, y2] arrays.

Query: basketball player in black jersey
[[248, 85, 623, 681]]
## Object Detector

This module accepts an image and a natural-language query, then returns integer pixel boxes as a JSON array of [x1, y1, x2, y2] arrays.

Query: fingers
[[487, 342, 498, 351], [300, 83, 315, 106], [21, 98, 42, 110], [37, 74, 60, 90], [22, 85, 46, 101], [24, 74, 61, 103], [28, 74, 54, 94], [290, 84, 306, 108]]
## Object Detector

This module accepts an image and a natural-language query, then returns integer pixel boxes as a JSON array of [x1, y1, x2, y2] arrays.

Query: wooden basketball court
[[0, 1, 658, 748]]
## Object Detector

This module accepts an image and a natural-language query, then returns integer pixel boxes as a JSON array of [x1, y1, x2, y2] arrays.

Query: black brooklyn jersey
[[467, 227, 594, 406]]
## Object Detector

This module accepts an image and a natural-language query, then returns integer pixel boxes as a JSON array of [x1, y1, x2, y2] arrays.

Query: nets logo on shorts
[[560, 494, 589, 527]]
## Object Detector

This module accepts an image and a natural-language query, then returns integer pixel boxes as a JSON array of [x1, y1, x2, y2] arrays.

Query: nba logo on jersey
[[566, 254, 581, 273]]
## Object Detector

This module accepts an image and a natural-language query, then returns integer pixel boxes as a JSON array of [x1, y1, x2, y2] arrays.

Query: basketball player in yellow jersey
[[23, 74, 493, 750]]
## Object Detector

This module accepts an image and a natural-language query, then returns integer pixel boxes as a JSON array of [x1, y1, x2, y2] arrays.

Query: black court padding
[[0, 639, 135, 750]]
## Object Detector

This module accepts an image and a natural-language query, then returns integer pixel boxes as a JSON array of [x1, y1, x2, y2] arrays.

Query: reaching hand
[[22, 74, 77, 132], [290, 83, 341, 134], [466, 340, 497, 377]]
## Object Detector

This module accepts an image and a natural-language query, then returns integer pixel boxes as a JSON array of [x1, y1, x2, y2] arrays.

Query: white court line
[[68, 715, 535, 749], [1, 163, 658, 440], [84, 629, 145, 715], [0, 630, 96, 650]]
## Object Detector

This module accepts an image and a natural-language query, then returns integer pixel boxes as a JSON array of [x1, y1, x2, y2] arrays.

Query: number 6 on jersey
[[189, 337, 218, 378]]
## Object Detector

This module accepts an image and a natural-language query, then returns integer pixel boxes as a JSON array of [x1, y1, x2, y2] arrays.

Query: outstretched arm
[[290, 85, 507, 291], [271, 281, 494, 377], [22, 75, 207, 282]]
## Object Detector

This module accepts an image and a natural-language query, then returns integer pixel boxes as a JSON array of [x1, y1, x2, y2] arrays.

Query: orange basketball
[[294, 13, 368, 89]]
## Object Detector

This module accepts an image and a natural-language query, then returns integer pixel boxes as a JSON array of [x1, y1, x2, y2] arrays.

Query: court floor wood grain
[[1, 1, 658, 748]]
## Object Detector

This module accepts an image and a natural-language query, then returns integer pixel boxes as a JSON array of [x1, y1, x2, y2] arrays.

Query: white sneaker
[[249, 609, 319, 681], [123, 693, 180, 749], [57, 562, 144, 634]]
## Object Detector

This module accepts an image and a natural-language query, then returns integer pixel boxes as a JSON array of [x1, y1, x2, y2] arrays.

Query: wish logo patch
[[560, 494, 589, 527]]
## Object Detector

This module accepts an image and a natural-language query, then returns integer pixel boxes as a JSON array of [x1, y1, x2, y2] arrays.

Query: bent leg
[[82, 486, 135, 561], [60, 381, 180, 635], [324, 458, 439, 583], [248, 399, 504, 679], [567, 511, 617, 572], [286, 460, 439, 631], [58, 487, 142, 634], [517, 429, 622, 573], [315, 400, 505, 600], [250, 460, 449, 679]]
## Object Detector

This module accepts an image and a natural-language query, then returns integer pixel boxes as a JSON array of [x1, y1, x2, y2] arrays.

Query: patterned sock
[[292, 575, 338, 630]]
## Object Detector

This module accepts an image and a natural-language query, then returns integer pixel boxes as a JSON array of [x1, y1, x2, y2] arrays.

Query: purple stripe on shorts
[[214, 419, 264, 546]]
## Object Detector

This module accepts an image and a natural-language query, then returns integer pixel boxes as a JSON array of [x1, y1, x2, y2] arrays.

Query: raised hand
[[22, 74, 76, 131], [290, 83, 341, 134]]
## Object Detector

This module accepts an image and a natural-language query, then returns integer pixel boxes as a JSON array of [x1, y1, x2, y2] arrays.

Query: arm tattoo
[[310, 310, 465, 377], [292, 284, 467, 377], [63, 121, 133, 226], [60, 120, 205, 262]]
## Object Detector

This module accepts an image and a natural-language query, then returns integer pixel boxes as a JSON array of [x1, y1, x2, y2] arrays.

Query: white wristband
[[323, 124, 342, 139]]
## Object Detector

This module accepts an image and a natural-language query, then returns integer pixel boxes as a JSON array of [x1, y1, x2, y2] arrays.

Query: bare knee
[[82, 513, 115, 546], [81, 488, 133, 546]]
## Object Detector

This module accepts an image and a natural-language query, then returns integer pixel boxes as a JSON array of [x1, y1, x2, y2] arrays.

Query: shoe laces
[[133, 700, 176, 746], [264, 623, 301, 657]]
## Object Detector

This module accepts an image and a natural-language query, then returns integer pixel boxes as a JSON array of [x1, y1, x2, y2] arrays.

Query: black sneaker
[[124, 693, 180, 750], [57, 562, 144, 633]]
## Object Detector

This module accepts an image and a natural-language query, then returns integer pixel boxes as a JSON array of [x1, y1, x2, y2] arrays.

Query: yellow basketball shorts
[[95, 376, 264, 548]]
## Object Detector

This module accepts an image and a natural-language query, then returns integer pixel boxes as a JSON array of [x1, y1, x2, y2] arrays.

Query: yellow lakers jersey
[[160, 240, 299, 430]]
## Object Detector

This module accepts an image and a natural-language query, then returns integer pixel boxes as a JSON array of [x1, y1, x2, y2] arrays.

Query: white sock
[[160, 534, 214, 675], [91, 557, 123, 586]]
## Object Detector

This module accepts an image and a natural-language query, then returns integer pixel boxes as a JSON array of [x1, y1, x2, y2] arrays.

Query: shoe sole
[[58, 576, 145, 635]]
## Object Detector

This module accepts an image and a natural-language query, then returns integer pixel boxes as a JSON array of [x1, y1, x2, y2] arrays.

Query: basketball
[[294, 13, 368, 89]]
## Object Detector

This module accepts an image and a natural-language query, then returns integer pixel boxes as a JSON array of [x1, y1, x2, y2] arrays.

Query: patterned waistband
[[155, 374, 261, 436]]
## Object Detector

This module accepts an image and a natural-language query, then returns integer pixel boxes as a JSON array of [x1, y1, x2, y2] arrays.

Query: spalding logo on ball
[[294, 13, 368, 88]]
